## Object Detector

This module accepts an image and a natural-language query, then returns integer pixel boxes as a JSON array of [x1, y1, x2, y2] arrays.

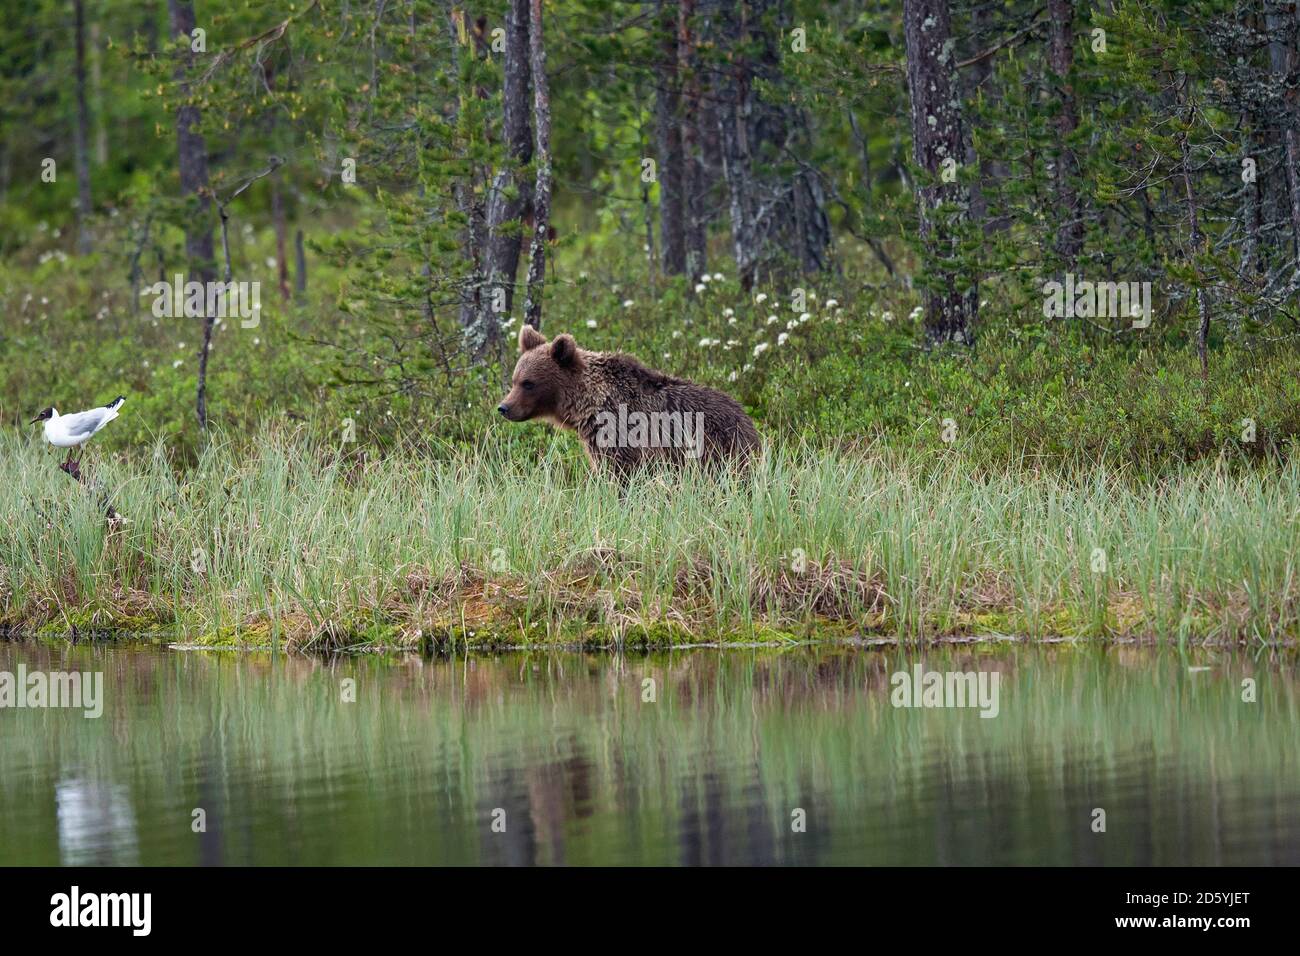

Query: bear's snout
[[497, 403, 511, 418]]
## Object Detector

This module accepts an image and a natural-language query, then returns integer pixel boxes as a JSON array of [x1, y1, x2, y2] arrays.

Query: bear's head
[[498, 324, 584, 423]]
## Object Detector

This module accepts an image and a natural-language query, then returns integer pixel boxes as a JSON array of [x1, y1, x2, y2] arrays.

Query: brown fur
[[499, 324, 760, 476]]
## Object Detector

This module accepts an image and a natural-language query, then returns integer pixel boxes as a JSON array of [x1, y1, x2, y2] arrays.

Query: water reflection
[[0, 641, 1297, 865], [55, 776, 138, 865]]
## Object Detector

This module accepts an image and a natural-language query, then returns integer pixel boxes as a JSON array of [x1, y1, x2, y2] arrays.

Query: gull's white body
[[42, 398, 125, 448]]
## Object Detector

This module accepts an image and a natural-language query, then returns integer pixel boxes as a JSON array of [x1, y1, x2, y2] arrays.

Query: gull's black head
[[29, 407, 54, 424]]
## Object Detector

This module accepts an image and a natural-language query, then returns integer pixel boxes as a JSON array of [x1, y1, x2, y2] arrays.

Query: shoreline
[[5, 597, 1296, 653]]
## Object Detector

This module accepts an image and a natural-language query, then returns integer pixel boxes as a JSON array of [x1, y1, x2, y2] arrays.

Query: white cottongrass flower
[[728, 370, 738, 381], [909, 306, 923, 321], [825, 299, 838, 309], [622, 299, 634, 308], [755, 293, 768, 304], [713, 272, 724, 281], [727, 316, 737, 326], [799, 312, 811, 323], [753, 342, 770, 357], [743, 363, 753, 373], [173, 359, 184, 368], [777, 332, 789, 346], [723, 307, 734, 317], [700, 273, 711, 283], [883, 311, 894, 322], [694, 283, 706, 294], [586, 319, 598, 328], [672, 329, 683, 339], [766, 314, 779, 325]]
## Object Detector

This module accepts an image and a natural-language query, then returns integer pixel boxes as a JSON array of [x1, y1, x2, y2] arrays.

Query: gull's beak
[[29, 415, 40, 424]]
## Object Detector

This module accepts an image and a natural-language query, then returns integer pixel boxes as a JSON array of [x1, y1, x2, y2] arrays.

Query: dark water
[[0, 640, 1297, 865]]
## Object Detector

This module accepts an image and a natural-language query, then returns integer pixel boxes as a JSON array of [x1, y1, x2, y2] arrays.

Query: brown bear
[[498, 324, 760, 476]]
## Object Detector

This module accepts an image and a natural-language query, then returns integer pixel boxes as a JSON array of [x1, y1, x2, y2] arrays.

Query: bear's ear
[[551, 333, 581, 368], [519, 324, 546, 353]]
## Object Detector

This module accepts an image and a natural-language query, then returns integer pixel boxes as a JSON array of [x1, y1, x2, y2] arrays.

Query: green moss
[[619, 622, 698, 647], [191, 621, 275, 649], [29, 607, 170, 640], [958, 610, 1017, 635]]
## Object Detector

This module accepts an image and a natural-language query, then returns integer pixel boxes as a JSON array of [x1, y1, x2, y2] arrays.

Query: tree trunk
[[962, 2, 1011, 236], [90, 21, 108, 166], [1178, 122, 1210, 374], [848, 108, 896, 276], [260, 59, 291, 302], [448, 11, 489, 350], [168, 0, 217, 429], [678, 0, 707, 279], [294, 228, 307, 296], [523, 0, 552, 329], [718, 1, 757, 288], [789, 115, 833, 273], [1243, 158, 1261, 277], [643, 177, 657, 277], [72, 0, 94, 254], [694, 26, 723, 202], [271, 173, 290, 301], [653, 0, 686, 276], [716, 0, 829, 287], [485, 0, 533, 321], [902, 0, 977, 345], [1270, 7, 1300, 262], [1048, 0, 1083, 264], [1241, 3, 1265, 279]]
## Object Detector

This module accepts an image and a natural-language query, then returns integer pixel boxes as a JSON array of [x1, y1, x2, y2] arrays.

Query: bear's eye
[[522, 380, 535, 391]]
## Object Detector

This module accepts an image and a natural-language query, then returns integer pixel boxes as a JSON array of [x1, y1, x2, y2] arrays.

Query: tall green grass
[[3, 428, 1299, 647]]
